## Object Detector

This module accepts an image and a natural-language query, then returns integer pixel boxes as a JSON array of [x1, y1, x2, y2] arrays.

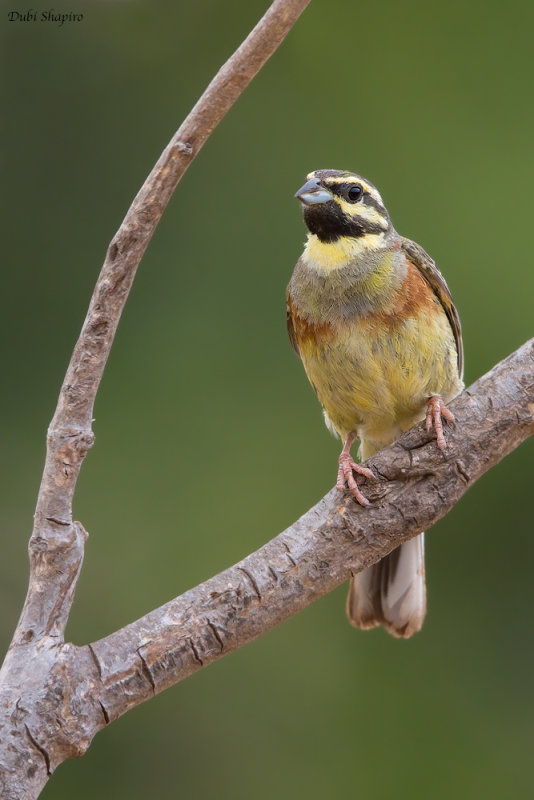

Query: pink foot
[[426, 395, 455, 451], [336, 453, 374, 507]]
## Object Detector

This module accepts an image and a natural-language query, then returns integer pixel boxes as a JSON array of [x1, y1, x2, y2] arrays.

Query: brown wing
[[401, 237, 463, 378], [286, 288, 300, 356]]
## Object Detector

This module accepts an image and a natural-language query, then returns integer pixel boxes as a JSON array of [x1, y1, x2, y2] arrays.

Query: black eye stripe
[[328, 182, 366, 203], [362, 193, 387, 216], [325, 181, 386, 213], [329, 182, 357, 198]]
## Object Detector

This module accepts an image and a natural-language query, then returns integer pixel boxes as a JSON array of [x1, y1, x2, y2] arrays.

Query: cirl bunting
[[287, 169, 463, 637]]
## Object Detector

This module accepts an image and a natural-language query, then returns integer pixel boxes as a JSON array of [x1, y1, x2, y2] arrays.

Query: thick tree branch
[[89, 339, 534, 722], [3, 339, 529, 785], [1, 2, 532, 799]]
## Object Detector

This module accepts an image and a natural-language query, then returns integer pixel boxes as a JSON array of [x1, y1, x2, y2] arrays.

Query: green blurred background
[[2, 0, 533, 797]]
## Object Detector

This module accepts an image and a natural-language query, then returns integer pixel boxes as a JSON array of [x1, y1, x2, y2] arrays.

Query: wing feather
[[401, 238, 463, 378], [286, 289, 300, 356]]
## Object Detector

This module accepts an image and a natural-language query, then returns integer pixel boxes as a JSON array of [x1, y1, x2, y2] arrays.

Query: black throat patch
[[303, 202, 386, 243]]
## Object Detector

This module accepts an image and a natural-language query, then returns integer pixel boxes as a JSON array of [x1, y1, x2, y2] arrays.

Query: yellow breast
[[293, 262, 463, 448]]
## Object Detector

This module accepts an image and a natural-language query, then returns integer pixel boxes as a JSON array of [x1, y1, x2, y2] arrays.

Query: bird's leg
[[336, 432, 375, 507], [425, 394, 455, 451]]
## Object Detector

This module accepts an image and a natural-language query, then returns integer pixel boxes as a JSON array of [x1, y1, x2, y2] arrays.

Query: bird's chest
[[295, 304, 458, 438]]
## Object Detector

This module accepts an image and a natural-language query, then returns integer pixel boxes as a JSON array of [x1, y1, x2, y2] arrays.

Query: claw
[[426, 395, 455, 451], [337, 452, 374, 506]]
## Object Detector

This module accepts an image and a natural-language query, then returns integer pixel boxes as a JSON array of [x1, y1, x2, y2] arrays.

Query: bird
[[287, 169, 464, 638]]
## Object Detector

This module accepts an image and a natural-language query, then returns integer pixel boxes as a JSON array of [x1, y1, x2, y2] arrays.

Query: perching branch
[[89, 338, 534, 719], [0, 2, 532, 799], [3, 338, 533, 798]]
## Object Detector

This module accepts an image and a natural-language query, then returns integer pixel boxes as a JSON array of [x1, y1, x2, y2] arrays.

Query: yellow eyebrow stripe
[[322, 176, 372, 193], [306, 171, 373, 195]]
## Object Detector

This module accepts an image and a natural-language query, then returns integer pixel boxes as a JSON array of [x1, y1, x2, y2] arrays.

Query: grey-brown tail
[[346, 534, 426, 638]]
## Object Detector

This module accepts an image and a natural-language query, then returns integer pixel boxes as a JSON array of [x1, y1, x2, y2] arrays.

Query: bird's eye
[[347, 185, 363, 203]]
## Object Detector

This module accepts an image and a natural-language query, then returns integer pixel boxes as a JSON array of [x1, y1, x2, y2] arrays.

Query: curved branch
[[90, 338, 533, 722], [0, 3, 311, 798], [1, 2, 531, 798], [13, 0, 312, 646]]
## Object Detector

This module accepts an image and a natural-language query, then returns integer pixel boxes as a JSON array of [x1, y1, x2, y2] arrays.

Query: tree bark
[[87, 337, 534, 719], [1, 1, 532, 798], [1, 338, 532, 797]]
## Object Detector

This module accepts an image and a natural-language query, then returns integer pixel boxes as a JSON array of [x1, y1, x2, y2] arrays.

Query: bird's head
[[295, 169, 392, 246]]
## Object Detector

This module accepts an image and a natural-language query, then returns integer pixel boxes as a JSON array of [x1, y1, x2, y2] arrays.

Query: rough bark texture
[[89, 338, 534, 718], [0, 2, 532, 798], [1, 339, 532, 798]]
